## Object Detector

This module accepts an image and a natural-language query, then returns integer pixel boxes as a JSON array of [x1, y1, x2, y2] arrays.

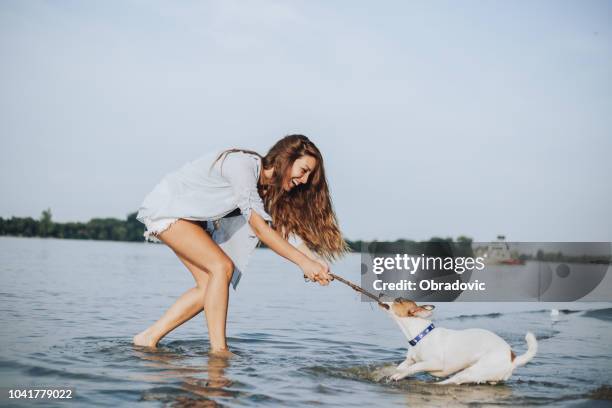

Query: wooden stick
[[329, 272, 389, 310]]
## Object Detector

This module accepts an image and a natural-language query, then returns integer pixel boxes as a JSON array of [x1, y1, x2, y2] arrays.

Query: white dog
[[383, 298, 537, 385]]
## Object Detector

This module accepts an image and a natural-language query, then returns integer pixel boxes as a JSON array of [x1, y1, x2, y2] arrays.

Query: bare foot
[[132, 330, 158, 348], [208, 347, 236, 359]]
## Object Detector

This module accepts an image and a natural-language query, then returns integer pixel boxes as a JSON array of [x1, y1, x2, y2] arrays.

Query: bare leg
[[133, 248, 211, 348], [133, 220, 234, 352], [203, 260, 232, 352], [133, 287, 206, 348]]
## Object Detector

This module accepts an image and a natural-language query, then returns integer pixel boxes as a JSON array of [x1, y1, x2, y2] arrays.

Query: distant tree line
[[346, 236, 475, 256], [528, 249, 610, 264], [0, 209, 145, 242], [0, 209, 478, 255]]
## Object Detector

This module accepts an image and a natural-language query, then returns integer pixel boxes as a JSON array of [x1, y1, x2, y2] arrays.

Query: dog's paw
[[390, 372, 406, 381]]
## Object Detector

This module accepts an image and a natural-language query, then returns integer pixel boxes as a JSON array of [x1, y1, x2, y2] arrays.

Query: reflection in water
[[131, 345, 237, 406], [129, 344, 515, 406], [399, 380, 513, 407]]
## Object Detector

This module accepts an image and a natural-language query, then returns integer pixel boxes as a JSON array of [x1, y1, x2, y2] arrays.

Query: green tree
[[39, 208, 53, 237]]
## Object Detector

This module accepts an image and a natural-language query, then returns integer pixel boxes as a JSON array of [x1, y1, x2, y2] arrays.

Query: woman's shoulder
[[215, 149, 260, 171], [185, 149, 255, 167], [172, 149, 260, 181], [222, 149, 260, 161]]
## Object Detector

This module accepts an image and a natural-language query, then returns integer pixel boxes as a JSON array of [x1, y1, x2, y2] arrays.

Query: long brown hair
[[210, 135, 351, 262]]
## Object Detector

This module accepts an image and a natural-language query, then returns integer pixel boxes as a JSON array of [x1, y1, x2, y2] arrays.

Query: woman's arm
[[296, 241, 326, 264], [249, 210, 331, 285]]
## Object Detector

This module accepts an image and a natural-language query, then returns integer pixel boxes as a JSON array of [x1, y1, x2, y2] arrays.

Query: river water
[[1, 236, 611, 407]]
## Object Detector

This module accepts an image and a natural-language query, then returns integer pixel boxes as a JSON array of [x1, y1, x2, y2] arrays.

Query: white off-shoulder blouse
[[136, 149, 302, 290], [137, 149, 273, 226]]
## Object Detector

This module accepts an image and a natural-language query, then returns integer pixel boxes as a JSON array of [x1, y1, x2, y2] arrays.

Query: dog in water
[[382, 298, 537, 385]]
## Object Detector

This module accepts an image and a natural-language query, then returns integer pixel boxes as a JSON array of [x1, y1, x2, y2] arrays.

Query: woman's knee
[[208, 257, 234, 282], [194, 285, 207, 298]]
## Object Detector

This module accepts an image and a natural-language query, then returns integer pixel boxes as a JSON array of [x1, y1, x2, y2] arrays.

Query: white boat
[[473, 235, 524, 265]]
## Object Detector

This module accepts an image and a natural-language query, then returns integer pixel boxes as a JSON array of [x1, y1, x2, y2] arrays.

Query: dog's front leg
[[396, 356, 415, 371], [390, 360, 442, 381]]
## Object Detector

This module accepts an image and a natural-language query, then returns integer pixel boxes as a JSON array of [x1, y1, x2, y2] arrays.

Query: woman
[[133, 135, 350, 356]]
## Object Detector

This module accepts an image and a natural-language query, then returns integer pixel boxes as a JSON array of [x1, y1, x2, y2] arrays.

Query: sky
[[1, 0, 611, 242]]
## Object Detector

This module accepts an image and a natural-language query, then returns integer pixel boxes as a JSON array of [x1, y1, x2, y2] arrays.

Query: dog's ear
[[391, 302, 414, 317], [412, 304, 434, 318]]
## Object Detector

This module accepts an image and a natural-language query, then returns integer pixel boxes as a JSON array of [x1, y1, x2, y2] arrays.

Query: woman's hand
[[300, 258, 332, 286], [314, 259, 333, 284]]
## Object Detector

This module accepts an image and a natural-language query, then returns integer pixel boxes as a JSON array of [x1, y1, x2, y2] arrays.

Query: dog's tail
[[512, 332, 537, 368]]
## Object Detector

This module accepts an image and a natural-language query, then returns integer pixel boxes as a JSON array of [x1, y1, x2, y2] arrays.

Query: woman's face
[[283, 155, 317, 192]]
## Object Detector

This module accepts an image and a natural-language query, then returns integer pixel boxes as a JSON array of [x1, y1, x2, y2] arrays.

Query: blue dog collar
[[409, 323, 435, 346]]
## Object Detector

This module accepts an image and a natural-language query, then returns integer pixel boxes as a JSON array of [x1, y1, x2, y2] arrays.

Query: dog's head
[[382, 297, 435, 319]]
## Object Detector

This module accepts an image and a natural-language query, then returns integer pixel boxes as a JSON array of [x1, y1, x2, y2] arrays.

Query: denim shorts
[[141, 213, 260, 290]]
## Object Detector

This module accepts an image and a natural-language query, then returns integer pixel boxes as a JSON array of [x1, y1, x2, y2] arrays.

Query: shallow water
[[1, 236, 611, 407]]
